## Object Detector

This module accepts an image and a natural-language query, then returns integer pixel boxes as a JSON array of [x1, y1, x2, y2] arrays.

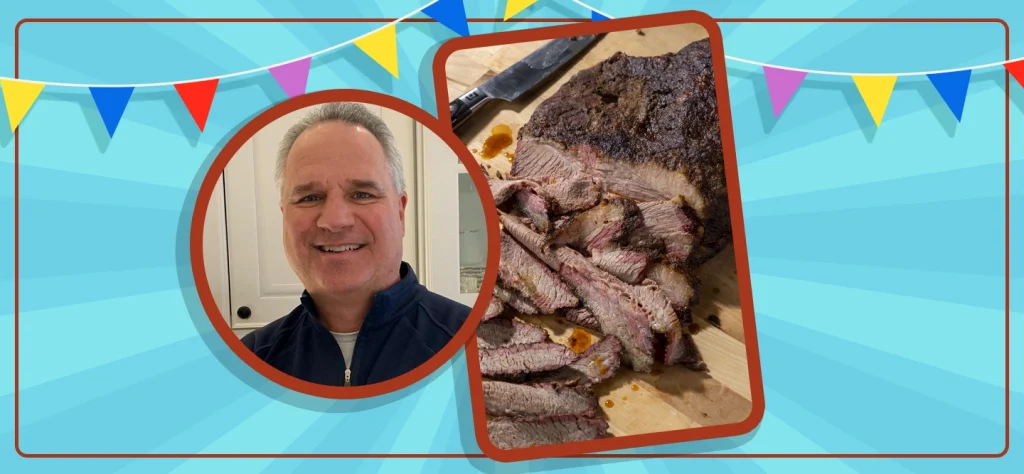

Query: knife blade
[[449, 34, 602, 130]]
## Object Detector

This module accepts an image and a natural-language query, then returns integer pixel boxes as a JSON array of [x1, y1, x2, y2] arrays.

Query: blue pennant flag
[[591, 10, 611, 21], [423, 0, 470, 37], [89, 87, 134, 137], [926, 69, 972, 122]]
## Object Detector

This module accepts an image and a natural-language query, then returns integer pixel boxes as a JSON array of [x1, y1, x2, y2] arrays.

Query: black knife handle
[[450, 88, 491, 130]]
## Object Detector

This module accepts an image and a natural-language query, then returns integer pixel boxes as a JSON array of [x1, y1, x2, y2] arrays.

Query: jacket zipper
[[345, 368, 351, 386]]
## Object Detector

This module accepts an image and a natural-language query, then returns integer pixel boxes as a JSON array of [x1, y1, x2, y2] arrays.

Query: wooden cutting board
[[445, 25, 753, 436]]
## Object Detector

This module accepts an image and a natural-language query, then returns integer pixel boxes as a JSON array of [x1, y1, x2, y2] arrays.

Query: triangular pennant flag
[[851, 76, 897, 127], [763, 66, 807, 118], [0, 79, 45, 132], [591, 10, 611, 22], [422, 0, 470, 37], [926, 70, 971, 122], [89, 87, 134, 137], [504, 0, 539, 21], [269, 57, 312, 98], [174, 79, 219, 132], [354, 24, 399, 78], [1004, 60, 1024, 88]]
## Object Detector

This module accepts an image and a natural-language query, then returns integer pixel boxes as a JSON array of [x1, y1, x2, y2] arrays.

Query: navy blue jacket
[[240, 262, 471, 386]]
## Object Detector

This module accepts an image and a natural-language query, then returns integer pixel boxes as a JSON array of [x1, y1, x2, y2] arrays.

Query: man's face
[[280, 121, 407, 298]]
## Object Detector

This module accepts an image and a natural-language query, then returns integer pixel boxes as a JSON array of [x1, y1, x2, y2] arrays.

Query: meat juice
[[480, 124, 513, 159]]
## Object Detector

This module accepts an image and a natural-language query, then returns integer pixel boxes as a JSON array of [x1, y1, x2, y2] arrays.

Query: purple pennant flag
[[763, 66, 807, 118], [269, 57, 312, 98]]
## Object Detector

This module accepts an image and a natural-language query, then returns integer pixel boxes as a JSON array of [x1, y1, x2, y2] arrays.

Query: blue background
[[0, 0, 1019, 472]]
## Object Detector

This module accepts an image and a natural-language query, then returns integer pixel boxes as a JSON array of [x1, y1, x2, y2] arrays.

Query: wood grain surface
[[449, 24, 753, 436]]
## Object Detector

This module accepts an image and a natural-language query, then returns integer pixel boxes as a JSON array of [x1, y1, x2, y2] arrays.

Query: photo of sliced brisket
[[479, 342, 578, 377], [498, 232, 578, 313], [511, 38, 730, 263], [476, 317, 549, 350], [483, 380, 597, 417], [487, 415, 609, 450]]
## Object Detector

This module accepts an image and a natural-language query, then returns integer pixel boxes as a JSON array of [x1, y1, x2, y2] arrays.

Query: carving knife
[[449, 34, 602, 130]]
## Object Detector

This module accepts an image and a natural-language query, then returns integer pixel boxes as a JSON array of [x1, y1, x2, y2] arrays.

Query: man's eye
[[298, 195, 321, 203], [353, 192, 375, 200]]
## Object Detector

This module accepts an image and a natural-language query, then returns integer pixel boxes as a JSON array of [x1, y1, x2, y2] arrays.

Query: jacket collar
[[299, 262, 421, 331]]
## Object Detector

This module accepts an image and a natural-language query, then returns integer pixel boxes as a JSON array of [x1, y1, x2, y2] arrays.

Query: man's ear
[[398, 193, 408, 235]]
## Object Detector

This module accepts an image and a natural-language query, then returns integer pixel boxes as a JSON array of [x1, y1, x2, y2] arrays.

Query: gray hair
[[276, 102, 406, 199]]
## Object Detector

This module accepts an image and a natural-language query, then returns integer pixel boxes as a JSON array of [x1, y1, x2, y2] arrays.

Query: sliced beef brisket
[[487, 415, 609, 450], [483, 380, 597, 417], [479, 342, 578, 377], [511, 38, 730, 263], [498, 232, 578, 313], [476, 318, 549, 350]]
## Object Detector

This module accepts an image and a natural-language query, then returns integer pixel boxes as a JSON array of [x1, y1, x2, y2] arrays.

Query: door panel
[[421, 126, 488, 307]]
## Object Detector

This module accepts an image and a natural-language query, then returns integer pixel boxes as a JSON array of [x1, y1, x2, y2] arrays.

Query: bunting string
[[2, 0, 1024, 136], [582, 0, 1021, 126]]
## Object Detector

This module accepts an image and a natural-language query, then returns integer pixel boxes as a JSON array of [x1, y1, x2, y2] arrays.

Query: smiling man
[[241, 102, 471, 387]]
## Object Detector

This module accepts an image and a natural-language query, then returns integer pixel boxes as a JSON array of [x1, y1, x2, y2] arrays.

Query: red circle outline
[[189, 89, 500, 399]]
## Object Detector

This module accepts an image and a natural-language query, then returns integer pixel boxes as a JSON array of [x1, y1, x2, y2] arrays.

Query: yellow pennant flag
[[852, 75, 897, 127], [1, 79, 45, 132], [354, 23, 399, 78], [504, 0, 539, 20]]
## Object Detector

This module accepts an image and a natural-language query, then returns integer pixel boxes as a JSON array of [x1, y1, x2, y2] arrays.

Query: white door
[[203, 104, 420, 332], [421, 125, 488, 307]]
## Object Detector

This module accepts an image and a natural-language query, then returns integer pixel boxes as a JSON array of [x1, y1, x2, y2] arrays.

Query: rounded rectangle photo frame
[[431, 9, 765, 463]]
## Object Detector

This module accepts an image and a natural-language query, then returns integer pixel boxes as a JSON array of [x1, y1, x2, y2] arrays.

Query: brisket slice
[[498, 232, 578, 313], [637, 197, 703, 267], [589, 243, 649, 284], [479, 342, 577, 376], [665, 330, 707, 371], [476, 318, 549, 350], [537, 176, 604, 214], [555, 248, 656, 372], [482, 380, 597, 418], [645, 262, 699, 312], [487, 415, 609, 450], [513, 189, 551, 233], [483, 297, 506, 321], [511, 38, 730, 263], [563, 307, 600, 331], [548, 197, 642, 251], [532, 335, 623, 386], [493, 284, 540, 315], [489, 177, 540, 206]]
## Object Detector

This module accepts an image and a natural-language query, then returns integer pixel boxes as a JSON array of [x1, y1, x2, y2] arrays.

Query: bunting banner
[[852, 76, 898, 127], [89, 87, 134, 137], [354, 24, 400, 78], [1, 78, 44, 132], [269, 57, 313, 98], [423, 0, 470, 36], [4, 0, 1024, 136], [174, 79, 219, 132], [763, 67, 807, 119], [504, 0, 540, 21]]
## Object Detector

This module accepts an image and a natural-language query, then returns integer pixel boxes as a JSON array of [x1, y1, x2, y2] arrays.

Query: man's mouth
[[316, 244, 365, 253]]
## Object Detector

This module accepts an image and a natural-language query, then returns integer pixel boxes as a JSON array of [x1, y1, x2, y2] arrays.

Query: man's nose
[[317, 194, 356, 232]]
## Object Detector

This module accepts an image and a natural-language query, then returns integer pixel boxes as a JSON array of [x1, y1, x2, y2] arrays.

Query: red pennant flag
[[1005, 60, 1024, 88], [174, 79, 219, 132]]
